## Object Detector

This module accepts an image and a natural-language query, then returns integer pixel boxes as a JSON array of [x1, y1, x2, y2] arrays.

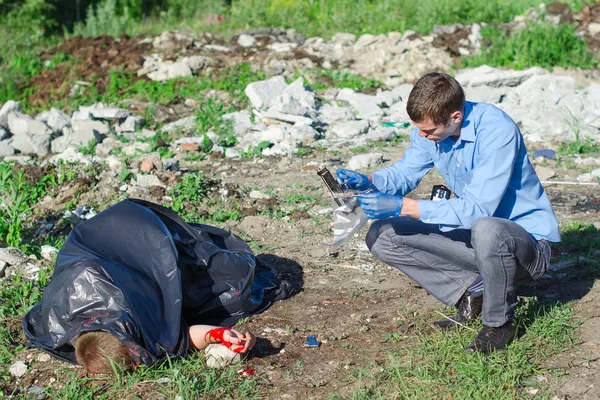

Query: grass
[[462, 22, 597, 70], [339, 299, 578, 399]]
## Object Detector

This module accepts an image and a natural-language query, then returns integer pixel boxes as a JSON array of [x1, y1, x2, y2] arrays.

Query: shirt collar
[[458, 101, 475, 143]]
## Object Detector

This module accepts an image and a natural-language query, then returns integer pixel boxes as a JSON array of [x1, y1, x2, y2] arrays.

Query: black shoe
[[464, 321, 517, 354], [433, 293, 483, 329]]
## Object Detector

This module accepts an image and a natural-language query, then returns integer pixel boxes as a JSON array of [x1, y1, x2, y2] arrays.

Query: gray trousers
[[366, 216, 550, 327]]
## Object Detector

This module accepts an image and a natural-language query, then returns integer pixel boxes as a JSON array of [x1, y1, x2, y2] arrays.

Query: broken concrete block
[[83, 105, 131, 120], [268, 77, 316, 116], [245, 75, 288, 110], [7, 112, 52, 136], [147, 62, 193, 81], [329, 120, 370, 139], [347, 153, 385, 170], [238, 34, 256, 47], [161, 116, 196, 132], [204, 344, 241, 369], [116, 116, 145, 133], [11, 133, 51, 156], [0, 139, 14, 157], [0, 100, 22, 128], [35, 108, 71, 134]]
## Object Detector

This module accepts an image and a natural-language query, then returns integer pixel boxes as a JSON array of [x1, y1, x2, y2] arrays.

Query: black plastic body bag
[[23, 199, 288, 366]]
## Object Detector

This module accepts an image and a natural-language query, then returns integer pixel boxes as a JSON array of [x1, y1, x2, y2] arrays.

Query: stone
[[318, 105, 355, 124], [249, 190, 270, 199], [245, 76, 288, 110], [40, 246, 58, 261], [181, 143, 199, 152], [116, 116, 145, 133], [11, 133, 50, 156], [82, 104, 131, 120], [464, 85, 506, 104], [269, 42, 298, 52], [577, 173, 594, 182], [0, 139, 15, 157], [205, 344, 242, 368], [238, 34, 256, 47], [455, 65, 546, 88], [347, 153, 384, 170], [0, 260, 6, 278], [161, 116, 196, 132], [35, 108, 71, 134], [0, 247, 27, 266], [222, 111, 254, 135], [0, 127, 8, 141], [588, 22, 600, 37], [180, 55, 215, 72], [336, 89, 383, 122], [140, 159, 155, 173], [548, 259, 578, 272], [163, 158, 180, 171], [592, 168, 600, 178], [133, 174, 163, 188], [7, 112, 52, 136], [0, 100, 22, 128], [331, 32, 356, 45], [36, 353, 52, 362], [9, 361, 27, 378], [535, 166, 556, 181], [329, 120, 370, 139], [375, 84, 413, 107], [124, 142, 151, 156], [268, 77, 316, 116], [153, 31, 195, 51], [147, 62, 193, 81], [225, 148, 241, 159]]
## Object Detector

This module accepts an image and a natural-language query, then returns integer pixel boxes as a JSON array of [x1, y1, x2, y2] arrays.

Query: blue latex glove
[[357, 192, 403, 219], [336, 169, 371, 191]]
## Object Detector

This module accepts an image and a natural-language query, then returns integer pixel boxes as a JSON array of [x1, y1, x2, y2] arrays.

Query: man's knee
[[471, 217, 509, 255], [365, 219, 393, 251]]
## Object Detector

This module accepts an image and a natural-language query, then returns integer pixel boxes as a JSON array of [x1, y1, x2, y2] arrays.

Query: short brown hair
[[75, 331, 131, 374], [407, 72, 465, 125]]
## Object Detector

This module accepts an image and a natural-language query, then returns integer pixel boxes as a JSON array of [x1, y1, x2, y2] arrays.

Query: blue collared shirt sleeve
[[371, 128, 434, 195], [418, 123, 519, 229]]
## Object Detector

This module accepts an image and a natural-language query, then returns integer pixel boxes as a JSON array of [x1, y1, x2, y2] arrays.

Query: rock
[[147, 62, 193, 81], [11, 133, 50, 156], [225, 147, 241, 159], [53, 120, 109, 151], [577, 173, 594, 182], [249, 190, 271, 199], [464, 85, 506, 104], [124, 142, 151, 156], [204, 344, 241, 368], [318, 105, 355, 124], [238, 34, 256, 48], [268, 77, 316, 117], [40, 246, 58, 261], [163, 158, 180, 171], [347, 153, 384, 170], [0, 127, 9, 141], [269, 42, 298, 52], [375, 84, 413, 107], [336, 89, 383, 122], [588, 22, 600, 37], [0, 100, 22, 128], [535, 166, 556, 181], [574, 157, 600, 166], [9, 361, 27, 378], [180, 55, 215, 72], [0, 260, 6, 277], [329, 120, 370, 139], [35, 108, 71, 134], [82, 104, 130, 120], [0, 139, 15, 157], [133, 174, 163, 188], [222, 111, 254, 135], [140, 159, 155, 173], [455, 65, 546, 87], [36, 353, 52, 362], [181, 143, 199, 152], [245, 76, 288, 110], [592, 168, 600, 178], [153, 31, 195, 51], [7, 112, 52, 136], [161, 116, 196, 132], [548, 259, 578, 272], [116, 116, 145, 133]]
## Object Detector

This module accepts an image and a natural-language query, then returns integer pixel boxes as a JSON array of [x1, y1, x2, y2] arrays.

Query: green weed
[[463, 22, 596, 70], [78, 139, 97, 156], [242, 141, 272, 160]]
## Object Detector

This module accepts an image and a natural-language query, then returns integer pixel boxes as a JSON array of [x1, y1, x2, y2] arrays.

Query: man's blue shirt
[[371, 101, 561, 242]]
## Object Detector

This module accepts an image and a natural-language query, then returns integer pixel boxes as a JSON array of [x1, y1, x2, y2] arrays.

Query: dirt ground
[[4, 141, 598, 399]]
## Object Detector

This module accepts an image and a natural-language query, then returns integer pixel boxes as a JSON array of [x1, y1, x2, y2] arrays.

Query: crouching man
[[337, 72, 560, 353]]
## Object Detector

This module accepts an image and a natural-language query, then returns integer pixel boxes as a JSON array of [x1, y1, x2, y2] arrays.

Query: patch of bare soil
[[27, 35, 151, 108]]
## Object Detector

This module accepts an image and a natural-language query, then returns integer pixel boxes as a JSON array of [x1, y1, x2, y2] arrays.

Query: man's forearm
[[400, 198, 420, 219]]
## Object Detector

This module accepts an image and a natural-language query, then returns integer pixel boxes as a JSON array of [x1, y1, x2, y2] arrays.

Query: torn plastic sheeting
[[327, 197, 368, 247], [23, 199, 289, 366]]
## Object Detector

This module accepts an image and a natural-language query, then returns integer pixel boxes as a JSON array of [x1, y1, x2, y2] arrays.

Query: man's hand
[[224, 329, 256, 354], [336, 169, 371, 191], [357, 192, 403, 219]]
